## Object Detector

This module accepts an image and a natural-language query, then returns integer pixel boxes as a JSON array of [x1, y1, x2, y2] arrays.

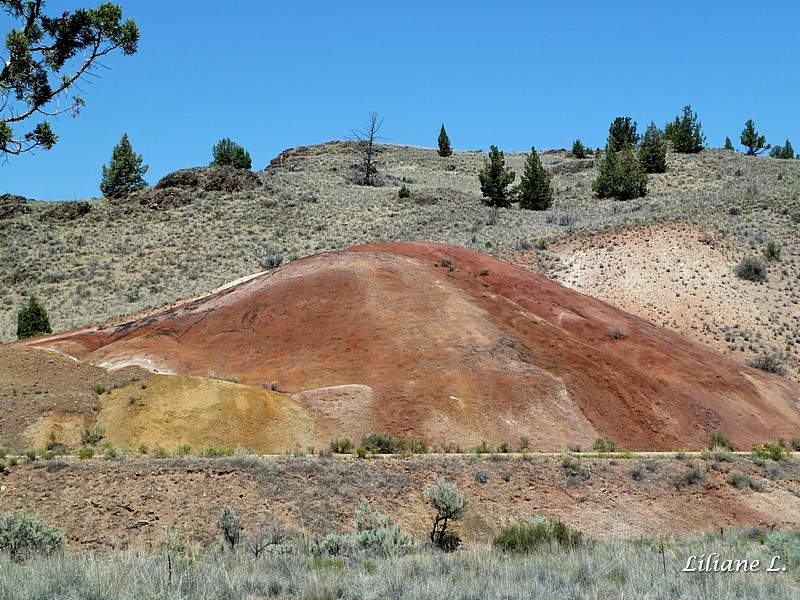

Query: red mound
[[27, 242, 800, 450]]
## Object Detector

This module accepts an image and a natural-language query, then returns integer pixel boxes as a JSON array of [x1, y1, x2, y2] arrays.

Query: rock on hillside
[[22, 242, 800, 452]]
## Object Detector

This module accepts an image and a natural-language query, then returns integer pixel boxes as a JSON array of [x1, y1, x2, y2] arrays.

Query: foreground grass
[[0, 533, 798, 600]]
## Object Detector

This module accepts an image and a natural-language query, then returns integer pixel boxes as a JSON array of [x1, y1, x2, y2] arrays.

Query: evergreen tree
[[437, 125, 453, 157], [99, 134, 148, 199], [638, 122, 667, 173], [664, 105, 705, 153], [740, 119, 770, 155], [516, 147, 553, 210], [17, 296, 52, 339], [592, 143, 647, 200], [608, 117, 640, 150], [769, 140, 795, 159], [478, 146, 515, 208], [211, 138, 252, 169], [724, 137, 735, 151], [571, 139, 588, 159]]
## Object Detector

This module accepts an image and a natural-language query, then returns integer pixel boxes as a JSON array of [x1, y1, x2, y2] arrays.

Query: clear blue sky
[[1, 0, 798, 200]]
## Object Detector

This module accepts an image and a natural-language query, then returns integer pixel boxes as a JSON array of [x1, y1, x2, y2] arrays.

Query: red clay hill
[[24, 242, 800, 451]]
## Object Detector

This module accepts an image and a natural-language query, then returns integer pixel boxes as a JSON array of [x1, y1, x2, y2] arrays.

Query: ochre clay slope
[[24, 242, 800, 451]]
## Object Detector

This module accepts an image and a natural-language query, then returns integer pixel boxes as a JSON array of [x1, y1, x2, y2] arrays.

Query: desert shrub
[[437, 125, 453, 157], [673, 464, 706, 490], [763, 240, 782, 262], [497, 441, 510, 453], [218, 505, 242, 551], [516, 146, 553, 211], [16, 296, 52, 340], [329, 437, 353, 454], [398, 184, 410, 198], [0, 511, 65, 562], [201, 447, 235, 458], [361, 433, 395, 454], [608, 326, 626, 340], [571, 139, 588, 159], [474, 468, 489, 484], [211, 138, 252, 170], [176, 443, 192, 456], [103, 443, 118, 459], [751, 443, 788, 461], [747, 351, 786, 376], [470, 440, 490, 455], [592, 143, 647, 200], [478, 145, 515, 208], [726, 471, 764, 491], [312, 501, 409, 558], [518, 435, 530, 451], [735, 256, 767, 282], [664, 105, 705, 153], [708, 430, 734, 451], [355, 447, 367, 459], [78, 447, 94, 460], [80, 426, 105, 446], [638, 122, 667, 173], [426, 477, 468, 551], [493, 517, 587, 554], [593, 437, 617, 453], [792, 437, 800, 452], [152, 446, 169, 459]]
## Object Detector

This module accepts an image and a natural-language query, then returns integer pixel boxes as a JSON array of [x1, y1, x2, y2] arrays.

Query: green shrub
[[152, 446, 169, 459], [103, 443, 118, 459], [769, 139, 795, 159], [80, 426, 105, 446], [211, 138, 252, 170], [735, 256, 767, 282], [312, 501, 410, 558], [218, 505, 242, 551], [176, 443, 192, 456], [0, 511, 65, 562], [593, 437, 617, 452], [493, 517, 587, 554], [99, 133, 149, 199], [355, 446, 367, 459], [708, 430, 734, 451], [571, 139, 588, 159], [751, 443, 787, 461], [398, 184, 410, 198], [724, 136, 735, 151], [763, 240, 781, 262], [329, 437, 353, 454], [78, 447, 94, 460], [16, 296, 52, 340], [726, 471, 764, 491]]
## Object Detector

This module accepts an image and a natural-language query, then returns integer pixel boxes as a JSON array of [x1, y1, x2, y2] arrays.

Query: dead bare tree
[[350, 112, 383, 186]]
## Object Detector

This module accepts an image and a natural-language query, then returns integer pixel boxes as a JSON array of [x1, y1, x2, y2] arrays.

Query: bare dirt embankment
[[12, 242, 800, 454]]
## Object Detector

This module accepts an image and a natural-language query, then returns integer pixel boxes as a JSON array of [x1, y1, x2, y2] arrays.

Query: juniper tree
[[437, 124, 452, 157], [478, 145, 515, 208], [638, 122, 667, 173], [0, 2, 139, 156], [769, 139, 794, 159], [724, 137, 735, 151], [740, 119, 770, 156], [592, 143, 647, 200], [99, 133, 148, 198], [211, 138, 252, 169], [664, 105, 705, 153], [571, 139, 588, 159], [608, 117, 639, 150], [516, 146, 553, 210], [16, 296, 52, 340]]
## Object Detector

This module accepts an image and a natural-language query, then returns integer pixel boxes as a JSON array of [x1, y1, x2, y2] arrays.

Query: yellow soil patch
[[97, 374, 318, 453]]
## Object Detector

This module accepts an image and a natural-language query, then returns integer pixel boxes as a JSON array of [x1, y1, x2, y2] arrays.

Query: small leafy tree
[[664, 105, 705, 153], [608, 116, 639, 150], [99, 133, 148, 198], [592, 143, 647, 200], [17, 296, 52, 339], [426, 476, 467, 551], [478, 145, 515, 208], [437, 124, 452, 157], [769, 140, 795, 159], [638, 122, 667, 173], [571, 139, 588, 159], [740, 119, 770, 156], [724, 137, 735, 151], [516, 146, 553, 210], [211, 138, 252, 169]]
